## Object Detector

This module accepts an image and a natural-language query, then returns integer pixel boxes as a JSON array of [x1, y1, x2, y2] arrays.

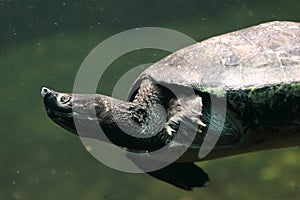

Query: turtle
[[41, 21, 300, 190]]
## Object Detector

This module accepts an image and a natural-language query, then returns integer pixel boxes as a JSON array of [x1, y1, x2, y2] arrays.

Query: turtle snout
[[41, 87, 53, 98]]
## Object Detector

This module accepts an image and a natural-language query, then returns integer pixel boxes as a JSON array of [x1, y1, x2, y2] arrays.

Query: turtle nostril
[[41, 87, 51, 98]]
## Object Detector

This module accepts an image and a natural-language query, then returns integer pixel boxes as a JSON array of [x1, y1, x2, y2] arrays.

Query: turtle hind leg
[[148, 163, 209, 190]]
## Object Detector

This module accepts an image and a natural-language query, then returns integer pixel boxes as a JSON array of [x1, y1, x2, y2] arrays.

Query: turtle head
[[41, 87, 128, 141], [41, 87, 76, 134], [41, 87, 72, 114]]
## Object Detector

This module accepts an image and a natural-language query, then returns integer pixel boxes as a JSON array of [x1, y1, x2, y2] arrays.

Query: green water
[[1, 0, 300, 199]]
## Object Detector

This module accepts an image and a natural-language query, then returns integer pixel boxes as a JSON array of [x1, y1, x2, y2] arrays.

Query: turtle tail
[[148, 163, 209, 190]]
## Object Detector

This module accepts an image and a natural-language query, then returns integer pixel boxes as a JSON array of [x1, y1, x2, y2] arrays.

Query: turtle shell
[[130, 21, 300, 96]]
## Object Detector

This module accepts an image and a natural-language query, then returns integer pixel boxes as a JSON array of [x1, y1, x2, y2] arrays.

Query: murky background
[[1, 0, 300, 199]]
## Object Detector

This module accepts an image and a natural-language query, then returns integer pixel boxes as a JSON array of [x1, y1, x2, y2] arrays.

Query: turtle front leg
[[131, 79, 206, 137], [164, 95, 206, 136]]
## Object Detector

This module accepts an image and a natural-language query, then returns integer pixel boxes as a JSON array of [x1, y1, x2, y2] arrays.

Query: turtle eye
[[60, 95, 71, 104]]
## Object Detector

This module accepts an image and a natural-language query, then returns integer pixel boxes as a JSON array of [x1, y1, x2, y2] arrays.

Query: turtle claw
[[165, 124, 176, 136], [196, 118, 206, 134], [164, 116, 206, 136], [198, 120, 206, 127]]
